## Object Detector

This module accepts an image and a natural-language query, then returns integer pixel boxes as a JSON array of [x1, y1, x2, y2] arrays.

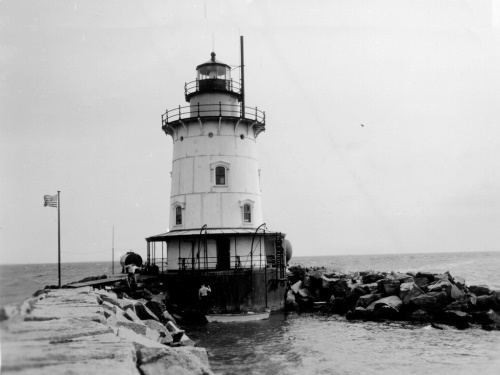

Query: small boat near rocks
[[206, 311, 270, 323]]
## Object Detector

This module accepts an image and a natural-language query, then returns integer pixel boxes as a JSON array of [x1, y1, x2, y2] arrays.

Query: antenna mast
[[240, 35, 245, 115]]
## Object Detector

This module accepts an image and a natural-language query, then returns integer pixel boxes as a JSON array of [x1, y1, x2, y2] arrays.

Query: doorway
[[216, 237, 231, 270]]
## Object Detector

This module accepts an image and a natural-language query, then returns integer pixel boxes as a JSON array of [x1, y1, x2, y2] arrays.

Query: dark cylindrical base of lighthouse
[[159, 269, 286, 313]]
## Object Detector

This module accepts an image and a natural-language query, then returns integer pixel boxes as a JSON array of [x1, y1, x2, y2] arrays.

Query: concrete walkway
[[0, 287, 213, 375]]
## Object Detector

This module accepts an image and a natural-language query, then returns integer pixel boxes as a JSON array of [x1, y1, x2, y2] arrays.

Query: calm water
[[1, 252, 500, 374], [0, 261, 116, 307]]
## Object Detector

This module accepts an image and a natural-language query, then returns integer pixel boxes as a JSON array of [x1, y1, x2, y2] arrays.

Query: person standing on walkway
[[198, 283, 211, 311], [125, 263, 139, 287]]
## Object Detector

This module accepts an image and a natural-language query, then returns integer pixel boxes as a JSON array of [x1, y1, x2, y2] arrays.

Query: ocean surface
[[1, 251, 500, 374]]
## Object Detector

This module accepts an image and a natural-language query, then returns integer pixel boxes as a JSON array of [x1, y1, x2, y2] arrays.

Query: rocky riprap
[[0, 286, 214, 375], [286, 266, 500, 330]]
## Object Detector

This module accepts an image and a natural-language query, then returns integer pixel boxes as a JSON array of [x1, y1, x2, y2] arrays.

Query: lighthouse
[[146, 41, 290, 313]]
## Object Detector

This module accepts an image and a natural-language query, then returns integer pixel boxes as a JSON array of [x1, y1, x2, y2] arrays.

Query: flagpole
[[57, 191, 61, 288], [112, 226, 115, 275]]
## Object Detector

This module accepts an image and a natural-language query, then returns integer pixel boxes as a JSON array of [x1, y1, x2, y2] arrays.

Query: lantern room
[[185, 52, 241, 102], [197, 52, 231, 80]]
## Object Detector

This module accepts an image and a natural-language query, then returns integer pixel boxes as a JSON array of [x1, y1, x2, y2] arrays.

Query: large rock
[[452, 276, 466, 290], [162, 310, 177, 324], [120, 298, 137, 310], [321, 275, 337, 290], [2, 318, 112, 342], [135, 302, 160, 322], [116, 321, 148, 335], [348, 285, 368, 298], [101, 301, 115, 313], [1, 333, 136, 369], [408, 294, 442, 312], [491, 290, 500, 302], [433, 291, 449, 305], [356, 293, 382, 309], [116, 326, 166, 350], [146, 300, 164, 320], [445, 284, 464, 300], [139, 346, 214, 375], [414, 277, 429, 289], [469, 285, 491, 297], [372, 305, 400, 320], [330, 297, 350, 314], [288, 266, 306, 284], [332, 279, 351, 297], [298, 288, 313, 299], [360, 283, 378, 294], [125, 308, 143, 323], [26, 292, 105, 323], [433, 274, 450, 282], [416, 272, 435, 282], [390, 273, 414, 284], [367, 295, 403, 312], [143, 320, 174, 343], [377, 279, 400, 296], [309, 270, 324, 287], [362, 272, 384, 284], [427, 280, 451, 293], [143, 319, 168, 335], [99, 294, 122, 309], [474, 295, 499, 311], [302, 275, 313, 289], [471, 309, 500, 330], [290, 281, 302, 294], [442, 310, 472, 329], [399, 282, 424, 304]]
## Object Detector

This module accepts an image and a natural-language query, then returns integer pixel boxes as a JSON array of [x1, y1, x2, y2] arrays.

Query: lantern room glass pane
[[197, 64, 230, 80]]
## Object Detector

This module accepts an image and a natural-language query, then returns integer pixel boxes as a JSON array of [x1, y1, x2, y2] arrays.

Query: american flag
[[44, 194, 58, 208]]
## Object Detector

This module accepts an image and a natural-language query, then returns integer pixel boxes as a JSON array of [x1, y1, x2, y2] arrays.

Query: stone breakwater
[[286, 266, 500, 330], [0, 287, 214, 375]]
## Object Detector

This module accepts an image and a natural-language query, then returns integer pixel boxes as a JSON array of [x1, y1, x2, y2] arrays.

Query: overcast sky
[[1, 0, 500, 265]]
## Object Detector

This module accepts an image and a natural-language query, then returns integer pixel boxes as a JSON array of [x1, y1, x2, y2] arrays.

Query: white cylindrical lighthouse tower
[[146, 45, 289, 313], [164, 52, 265, 231]]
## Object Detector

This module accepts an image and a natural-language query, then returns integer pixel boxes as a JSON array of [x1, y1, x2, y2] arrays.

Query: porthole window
[[175, 206, 182, 225], [215, 166, 226, 185], [208, 133, 214, 138], [240, 134, 245, 140]]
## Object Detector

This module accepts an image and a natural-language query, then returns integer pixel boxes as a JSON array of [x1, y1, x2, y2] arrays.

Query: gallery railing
[[178, 254, 269, 271], [162, 103, 265, 127]]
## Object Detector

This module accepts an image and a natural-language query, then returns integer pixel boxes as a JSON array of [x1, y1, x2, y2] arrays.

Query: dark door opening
[[216, 237, 231, 270]]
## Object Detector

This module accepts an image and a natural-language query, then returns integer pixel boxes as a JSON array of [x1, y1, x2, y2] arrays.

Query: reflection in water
[[188, 312, 500, 375]]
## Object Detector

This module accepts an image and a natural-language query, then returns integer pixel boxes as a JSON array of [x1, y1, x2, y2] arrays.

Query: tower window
[[215, 166, 226, 185], [243, 204, 252, 223], [175, 206, 182, 225]]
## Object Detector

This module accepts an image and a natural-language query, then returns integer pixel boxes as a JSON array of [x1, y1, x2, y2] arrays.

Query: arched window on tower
[[215, 166, 226, 185], [175, 206, 182, 225], [243, 204, 252, 223]]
